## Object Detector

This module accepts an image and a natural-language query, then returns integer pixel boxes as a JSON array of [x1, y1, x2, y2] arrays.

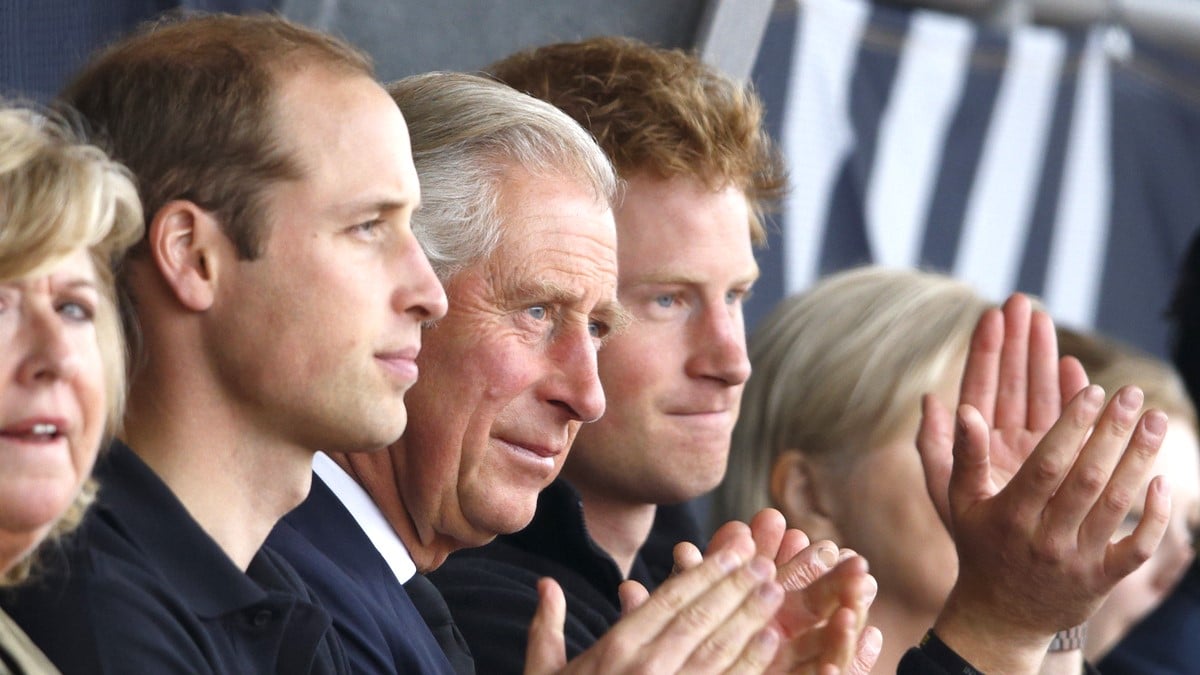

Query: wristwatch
[[1048, 624, 1087, 652]]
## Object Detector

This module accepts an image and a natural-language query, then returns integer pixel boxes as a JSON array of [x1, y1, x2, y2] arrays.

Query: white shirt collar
[[312, 451, 416, 584]]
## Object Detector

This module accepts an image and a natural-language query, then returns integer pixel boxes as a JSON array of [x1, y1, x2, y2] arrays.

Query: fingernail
[[748, 556, 774, 581], [1119, 386, 1144, 410], [1155, 476, 1172, 497], [816, 544, 838, 569], [1144, 410, 1167, 436], [1084, 384, 1104, 406], [862, 575, 879, 607], [715, 549, 741, 573]]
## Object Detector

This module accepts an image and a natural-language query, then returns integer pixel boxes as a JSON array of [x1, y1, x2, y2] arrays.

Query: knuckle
[[1149, 504, 1171, 528], [1113, 533, 1161, 569], [691, 631, 738, 667], [1128, 535, 1156, 562], [647, 585, 689, 616], [1104, 409, 1136, 438], [1071, 400, 1099, 428], [1129, 433, 1159, 462], [1031, 456, 1064, 486], [674, 601, 718, 633], [1074, 465, 1109, 496], [1032, 533, 1071, 564], [1101, 487, 1135, 517], [595, 633, 637, 666], [779, 564, 819, 591], [628, 661, 656, 675]]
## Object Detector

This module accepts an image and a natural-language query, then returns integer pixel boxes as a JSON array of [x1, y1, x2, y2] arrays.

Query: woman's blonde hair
[[713, 266, 991, 526], [0, 103, 142, 584]]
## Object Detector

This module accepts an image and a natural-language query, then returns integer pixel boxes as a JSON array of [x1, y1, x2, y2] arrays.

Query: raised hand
[[930, 383, 1170, 673], [525, 533, 784, 674], [917, 294, 1089, 529], [669, 509, 881, 674]]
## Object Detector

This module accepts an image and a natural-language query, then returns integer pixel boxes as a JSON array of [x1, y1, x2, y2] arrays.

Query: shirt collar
[[312, 452, 416, 583], [95, 441, 274, 617]]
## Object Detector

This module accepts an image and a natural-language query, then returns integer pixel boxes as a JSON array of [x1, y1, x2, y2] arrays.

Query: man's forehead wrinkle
[[488, 241, 616, 282]]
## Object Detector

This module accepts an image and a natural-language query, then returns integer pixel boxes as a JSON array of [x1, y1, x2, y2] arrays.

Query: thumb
[[947, 403, 995, 516], [525, 578, 568, 675]]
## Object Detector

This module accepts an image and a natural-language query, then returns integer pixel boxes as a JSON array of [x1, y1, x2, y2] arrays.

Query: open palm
[[918, 294, 1089, 529]]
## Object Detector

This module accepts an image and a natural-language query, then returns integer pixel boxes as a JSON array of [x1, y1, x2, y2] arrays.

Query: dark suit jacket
[[268, 475, 460, 675]]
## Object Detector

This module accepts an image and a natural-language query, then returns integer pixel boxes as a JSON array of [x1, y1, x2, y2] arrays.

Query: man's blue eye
[[726, 288, 754, 305], [527, 306, 547, 320], [654, 295, 674, 308], [351, 219, 384, 235]]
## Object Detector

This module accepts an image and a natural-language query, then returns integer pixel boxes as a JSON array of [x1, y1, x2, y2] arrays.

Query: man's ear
[[147, 200, 224, 312], [769, 449, 840, 541]]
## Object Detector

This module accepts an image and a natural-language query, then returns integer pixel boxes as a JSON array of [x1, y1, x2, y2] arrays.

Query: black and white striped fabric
[[747, 0, 1200, 357]]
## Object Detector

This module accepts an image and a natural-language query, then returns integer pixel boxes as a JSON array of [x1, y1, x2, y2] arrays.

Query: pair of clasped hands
[[525, 295, 1172, 675]]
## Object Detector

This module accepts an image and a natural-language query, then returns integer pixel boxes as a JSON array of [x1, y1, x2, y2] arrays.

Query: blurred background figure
[[712, 265, 990, 673], [0, 102, 141, 671], [1097, 231, 1200, 675], [1055, 325, 1200, 664]]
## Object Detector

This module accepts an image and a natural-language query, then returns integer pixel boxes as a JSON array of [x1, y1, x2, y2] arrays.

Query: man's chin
[[468, 501, 537, 540], [650, 468, 728, 506]]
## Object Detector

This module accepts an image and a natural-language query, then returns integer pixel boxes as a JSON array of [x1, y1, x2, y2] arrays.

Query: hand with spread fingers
[[917, 294, 1090, 528], [667, 509, 882, 674], [916, 294, 1171, 674], [525, 532, 786, 674]]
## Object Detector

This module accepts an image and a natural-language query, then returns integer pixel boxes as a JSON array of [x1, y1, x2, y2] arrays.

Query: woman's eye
[[58, 301, 94, 322]]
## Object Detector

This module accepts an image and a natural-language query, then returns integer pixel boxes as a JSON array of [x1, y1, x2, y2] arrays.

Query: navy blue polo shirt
[[0, 441, 349, 675]]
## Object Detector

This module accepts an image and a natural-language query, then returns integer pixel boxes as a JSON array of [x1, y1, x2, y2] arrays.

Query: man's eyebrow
[[512, 278, 581, 305], [628, 268, 761, 287], [336, 197, 418, 217]]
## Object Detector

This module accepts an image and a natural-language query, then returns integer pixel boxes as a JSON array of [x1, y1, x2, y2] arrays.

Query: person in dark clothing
[[0, 13, 449, 673]]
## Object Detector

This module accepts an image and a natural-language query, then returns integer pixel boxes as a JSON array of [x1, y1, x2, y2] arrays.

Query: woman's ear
[[769, 449, 840, 541], [147, 200, 223, 311]]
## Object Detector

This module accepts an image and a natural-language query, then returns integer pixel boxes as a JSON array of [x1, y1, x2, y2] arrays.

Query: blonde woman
[[0, 104, 141, 672]]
